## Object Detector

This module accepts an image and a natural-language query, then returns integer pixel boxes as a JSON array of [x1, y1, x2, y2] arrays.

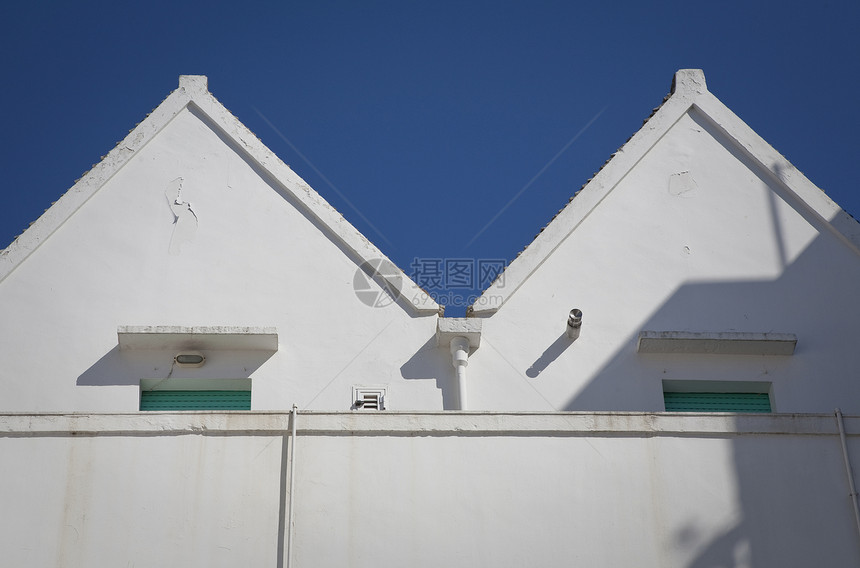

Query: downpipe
[[836, 408, 860, 544], [451, 337, 470, 410], [287, 404, 298, 568]]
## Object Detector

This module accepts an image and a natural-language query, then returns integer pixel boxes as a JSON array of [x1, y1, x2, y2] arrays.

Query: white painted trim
[[470, 69, 860, 314], [0, 76, 440, 315], [1, 411, 857, 437], [689, 93, 860, 255], [470, 71, 697, 314]]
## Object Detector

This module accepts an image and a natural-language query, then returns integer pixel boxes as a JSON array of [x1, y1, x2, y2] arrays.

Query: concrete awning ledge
[[637, 331, 797, 355], [117, 326, 278, 351]]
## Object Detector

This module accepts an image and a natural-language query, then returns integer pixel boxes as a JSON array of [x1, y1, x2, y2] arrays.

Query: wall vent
[[352, 386, 387, 411]]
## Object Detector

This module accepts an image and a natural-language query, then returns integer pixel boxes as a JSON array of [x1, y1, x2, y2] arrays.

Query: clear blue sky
[[2, 1, 858, 315]]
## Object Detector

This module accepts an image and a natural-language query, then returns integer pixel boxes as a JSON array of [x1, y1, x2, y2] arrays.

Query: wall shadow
[[526, 332, 573, 378], [563, 230, 860, 412], [400, 336, 457, 409], [559, 229, 860, 564], [77, 347, 276, 386]]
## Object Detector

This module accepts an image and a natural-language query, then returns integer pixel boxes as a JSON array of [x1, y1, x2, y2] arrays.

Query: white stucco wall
[[2, 412, 858, 567], [0, 105, 441, 412], [467, 108, 860, 413], [3, 73, 859, 416]]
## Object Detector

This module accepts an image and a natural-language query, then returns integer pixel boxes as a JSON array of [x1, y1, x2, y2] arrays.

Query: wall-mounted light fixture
[[174, 351, 205, 368], [567, 309, 583, 341]]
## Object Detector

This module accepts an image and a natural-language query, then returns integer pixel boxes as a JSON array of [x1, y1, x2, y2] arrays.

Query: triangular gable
[[470, 69, 860, 315], [0, 76, 439, 315]]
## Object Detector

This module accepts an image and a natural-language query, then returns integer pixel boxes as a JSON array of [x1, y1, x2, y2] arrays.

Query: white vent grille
[[352, 386, 387, 411]]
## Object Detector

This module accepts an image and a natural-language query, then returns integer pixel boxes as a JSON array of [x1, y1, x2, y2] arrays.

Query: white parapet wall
[[1, 412, 859, 567]]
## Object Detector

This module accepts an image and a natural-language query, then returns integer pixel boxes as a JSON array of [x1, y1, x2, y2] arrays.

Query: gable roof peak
[[178, 75, 209, 95], [469, 68, 860, 315], [671, 69, 707, 97], [0, 74, 440, 315]]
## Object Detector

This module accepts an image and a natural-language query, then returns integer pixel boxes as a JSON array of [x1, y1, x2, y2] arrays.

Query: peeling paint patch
[[165, 177, 198, 255], [669, 171, 698, 197]]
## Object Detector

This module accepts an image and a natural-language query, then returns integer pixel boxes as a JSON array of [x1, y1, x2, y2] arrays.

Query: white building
[[2, 70, 859, 567]]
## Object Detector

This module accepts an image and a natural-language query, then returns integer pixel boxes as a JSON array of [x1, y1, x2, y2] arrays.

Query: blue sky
[[2, 1, 858, 315]]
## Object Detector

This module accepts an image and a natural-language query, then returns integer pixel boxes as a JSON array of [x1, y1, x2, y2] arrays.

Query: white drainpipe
[[450, 337, 471, 410], [836, 408, 860, 544], [287, 404, 298, 568], [436, 317, 482, 411]]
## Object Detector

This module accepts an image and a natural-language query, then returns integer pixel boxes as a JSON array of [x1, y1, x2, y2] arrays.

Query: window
[[662, 380, 772, 413], [140, 379, 251, 411], [140, 390, 251, 411], [663, 392, 771, 413]]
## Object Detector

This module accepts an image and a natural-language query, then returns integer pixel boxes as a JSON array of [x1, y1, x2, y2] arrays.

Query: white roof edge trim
[[0, 76, 439, 315], [0, 83, 193, 283], [470, 69, 701, 314], [470, 68, 860, 315], [183, 82, 439, 316], [688, 93, 860, 256]]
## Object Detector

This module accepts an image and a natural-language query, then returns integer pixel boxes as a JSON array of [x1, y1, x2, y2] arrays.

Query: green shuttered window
[[140, 390, 251, 411], [664, 392, 771, 413]]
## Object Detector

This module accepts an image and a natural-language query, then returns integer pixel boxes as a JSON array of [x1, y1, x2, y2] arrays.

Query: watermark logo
[[410, 258, 505, 290], [353, 258, 403, 308], [353, 257, 507, 309]]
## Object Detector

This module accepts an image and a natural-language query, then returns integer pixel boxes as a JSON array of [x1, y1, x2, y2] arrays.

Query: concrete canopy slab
[[118, 325, 278, 351], [637, 331, 797, 356]]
